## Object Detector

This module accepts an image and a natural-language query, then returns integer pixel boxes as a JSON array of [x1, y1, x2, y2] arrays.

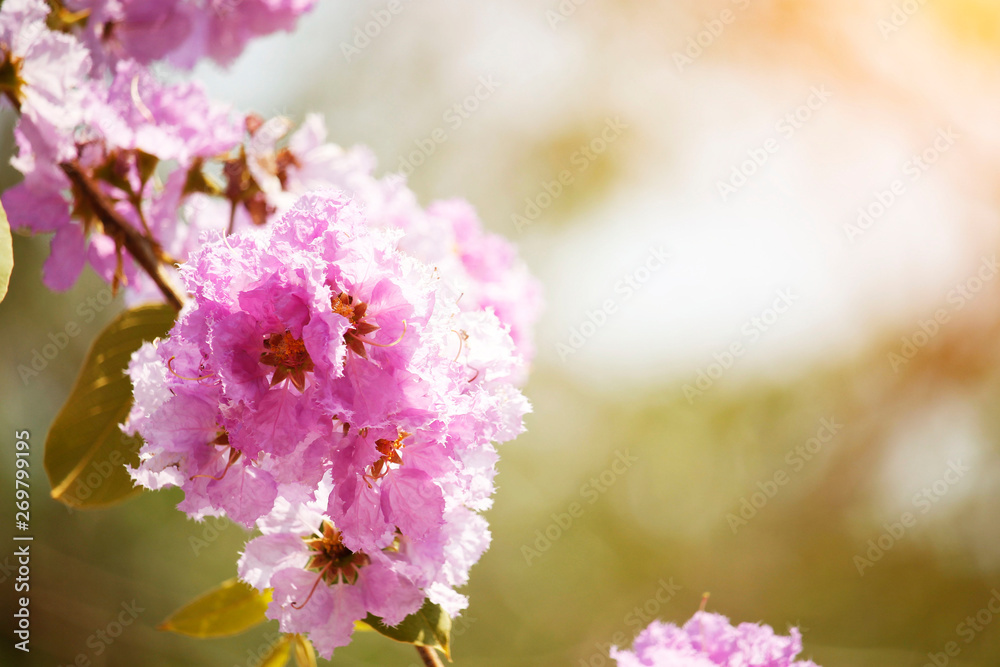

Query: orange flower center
[[260, 330, 314, 391]]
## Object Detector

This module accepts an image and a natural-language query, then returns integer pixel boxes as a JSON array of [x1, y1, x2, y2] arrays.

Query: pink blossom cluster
[[0, 0, 311, 296], [612, 613, 821, 667], [125, 191, 533, 655]]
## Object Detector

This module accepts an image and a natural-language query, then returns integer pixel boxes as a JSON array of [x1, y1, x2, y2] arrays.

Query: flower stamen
[[332, 292, 406, 358], [167, 356, 216, 381], [130, 75, 155, 124], [364, 430, 410, 488], [290, 560, 334, 610], [290, 521, 370, 609], [260, 330, 314, 391], [190, 445, 240, 481], [452, 329, 467, 362], [352, 320, 407, 349]]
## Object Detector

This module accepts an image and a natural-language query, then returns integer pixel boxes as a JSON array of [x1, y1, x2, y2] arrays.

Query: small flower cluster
[[612, 613, 821, 667], [0, 0, 310, 297], [125, 191, 533, 656]]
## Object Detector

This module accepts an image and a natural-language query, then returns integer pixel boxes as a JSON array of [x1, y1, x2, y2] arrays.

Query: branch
[[61, 161, 184, 311], [415, 646, 445, 667]]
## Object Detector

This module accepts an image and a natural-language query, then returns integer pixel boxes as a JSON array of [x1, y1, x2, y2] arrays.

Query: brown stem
[[415, 646, 445, 667], [226, 198, 237, 236], [61, 161, 183, 311]]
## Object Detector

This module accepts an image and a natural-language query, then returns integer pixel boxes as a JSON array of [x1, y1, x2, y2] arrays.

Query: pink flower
[[612, 613, 821, 667], [238, 481, 426, 658], [67, 0, 192, 69], [66, 0, 317, 69], [124, 337, 281, 526], [1, 0, 90, 180], [183, 0, 318, 67], [126, 191, 531, 543]]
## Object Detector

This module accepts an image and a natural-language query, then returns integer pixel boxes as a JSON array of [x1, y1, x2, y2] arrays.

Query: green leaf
[[259, 635, 293, 667], [159, 579, 272, 638], [360, 599, 452, 659], [0, 198, 11, 303], [292, 634, 317, 667], [45, 304, 176, 508]]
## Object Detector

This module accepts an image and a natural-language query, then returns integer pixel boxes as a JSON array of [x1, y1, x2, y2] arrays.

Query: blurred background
[[4, 0, 1000, 665]]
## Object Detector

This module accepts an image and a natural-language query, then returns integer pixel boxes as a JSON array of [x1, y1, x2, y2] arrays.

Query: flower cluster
[[0, 0, 310, 297], [125, 191, 533, 656], [3, 1, 542, 659], [612, 613, 821, 667]]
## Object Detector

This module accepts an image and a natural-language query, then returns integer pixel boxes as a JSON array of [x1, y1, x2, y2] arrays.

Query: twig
[[415, 645, 445, 667], [226, 197, 237, 236], [61, 161, 183, 311]]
